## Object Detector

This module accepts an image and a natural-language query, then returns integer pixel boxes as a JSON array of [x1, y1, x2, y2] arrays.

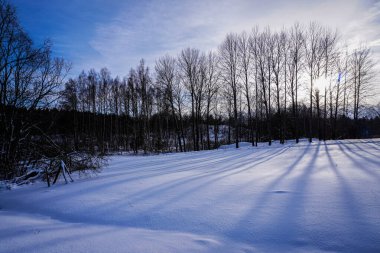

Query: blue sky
[[12, 0, 380, 78]]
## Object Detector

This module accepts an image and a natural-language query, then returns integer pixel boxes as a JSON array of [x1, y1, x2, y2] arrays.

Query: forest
[[0, 0, 379, 180]]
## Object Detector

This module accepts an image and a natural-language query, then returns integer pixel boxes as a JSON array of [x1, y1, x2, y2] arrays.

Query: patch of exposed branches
[[8, 124, 105, 187], [11, 152, 104, 187]]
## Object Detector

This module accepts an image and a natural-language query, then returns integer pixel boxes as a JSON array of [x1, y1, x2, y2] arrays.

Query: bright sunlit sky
[[11, 0, 380, 81]]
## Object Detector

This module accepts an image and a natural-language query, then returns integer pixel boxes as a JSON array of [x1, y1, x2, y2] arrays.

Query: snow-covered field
[[1, 139, 380, 253]]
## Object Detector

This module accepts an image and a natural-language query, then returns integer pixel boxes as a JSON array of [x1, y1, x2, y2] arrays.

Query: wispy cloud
[[78, 0, 380, 77], [13, 0, 380, 77]]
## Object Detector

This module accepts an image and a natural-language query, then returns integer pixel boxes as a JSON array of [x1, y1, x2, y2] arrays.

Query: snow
[[1, 139, 380, 252]]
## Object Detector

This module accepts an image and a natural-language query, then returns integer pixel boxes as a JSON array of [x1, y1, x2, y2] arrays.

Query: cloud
[[76, 0, 380, 83]]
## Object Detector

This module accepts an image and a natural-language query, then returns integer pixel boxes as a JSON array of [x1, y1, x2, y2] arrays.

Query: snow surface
[[1, 139, 380, 252]]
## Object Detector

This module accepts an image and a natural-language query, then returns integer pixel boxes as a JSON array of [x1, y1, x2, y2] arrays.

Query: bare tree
[[238, 31, 254, 145], [350, 46, 376, 128], [0, 0, 70, 178], [250, 27, 260, 145], [204, 51, 220, 149], [155, 55, 184, 152], [219, 33, 240, 148], [287, 23, 304, 142], [271, 31, 287, 143], [254, 29, 273, 145], [304, 22, 324, 142], [137, 59, 152, 153], [178, 48, 203, 151]]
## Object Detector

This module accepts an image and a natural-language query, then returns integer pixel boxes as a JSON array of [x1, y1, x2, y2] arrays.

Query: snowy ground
[[1, 139, 380, 253]]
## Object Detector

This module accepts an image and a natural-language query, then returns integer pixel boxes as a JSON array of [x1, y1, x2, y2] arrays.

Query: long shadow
[[96, 146, 293, 234], [323, 143, 379, 252], [257, 142, 321, 242], [42, 148, 260, 201], [361, 139, 380, 149], [116, 147, 255, 171], [133, 147, 290, 207], [55, 145, 293, 201], [346, 140, 380, 159], [5, 146, 287, 227], [112, 142, 301, 175], [231, 143, 311, 216], [10, 141, 379, 252], [337, 142, 380, 181], [93, 146, 292, 217], [121, 147, 274, 177], [87, 147, 289, 215], [121, 144, 277, 180], [224, 142, 319, 244], [105, 148, 242, 173], [366, 142, 380, 151]]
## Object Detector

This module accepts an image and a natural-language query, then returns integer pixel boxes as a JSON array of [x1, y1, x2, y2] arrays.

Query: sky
[[11, 0, 380, 81]]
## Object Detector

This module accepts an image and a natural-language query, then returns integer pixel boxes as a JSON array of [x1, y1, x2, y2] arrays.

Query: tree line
[[0, 0, 378, 179], [60, 24, 377, 153]]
